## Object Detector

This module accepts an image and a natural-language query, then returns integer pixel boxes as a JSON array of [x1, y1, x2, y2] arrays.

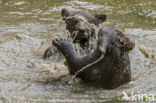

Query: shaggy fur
[[53, 27, 135, 89]]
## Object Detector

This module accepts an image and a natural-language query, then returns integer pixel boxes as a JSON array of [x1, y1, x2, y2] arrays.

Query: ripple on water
[[14, 1, 25, 6], [0, 0, 156, 102]]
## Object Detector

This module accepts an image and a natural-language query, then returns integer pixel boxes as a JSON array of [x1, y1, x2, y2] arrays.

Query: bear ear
[[126, 39, 135, 51], [94, 13, 107, 25], [61, 8, 70, 19]]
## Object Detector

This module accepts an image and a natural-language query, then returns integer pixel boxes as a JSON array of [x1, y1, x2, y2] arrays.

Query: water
[[0, 0, 155, 102]]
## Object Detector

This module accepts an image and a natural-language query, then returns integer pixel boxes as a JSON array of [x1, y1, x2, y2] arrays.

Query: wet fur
[[53, 27, 135, 89], [62, 8, 107, 50], [43, 8, 106, 59]]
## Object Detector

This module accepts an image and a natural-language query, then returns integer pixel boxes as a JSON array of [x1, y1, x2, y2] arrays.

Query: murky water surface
[[0, 0, 155, 102]]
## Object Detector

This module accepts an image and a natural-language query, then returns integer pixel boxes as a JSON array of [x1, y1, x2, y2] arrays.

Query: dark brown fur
[[62, 8, 106, 26], [53, 27, 135, 89], [43, 8, 106, 59], [61, 8, 107, 50]]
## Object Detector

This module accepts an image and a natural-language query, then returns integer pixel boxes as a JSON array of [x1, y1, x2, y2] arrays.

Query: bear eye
[[73, 19, 78, 24], [121, 42, 124, 45]]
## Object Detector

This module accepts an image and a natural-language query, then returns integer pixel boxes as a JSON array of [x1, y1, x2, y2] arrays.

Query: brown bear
[[61, 8, 107, 50], [53, 27, 135, 89], [43, 8, 107, 59]]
